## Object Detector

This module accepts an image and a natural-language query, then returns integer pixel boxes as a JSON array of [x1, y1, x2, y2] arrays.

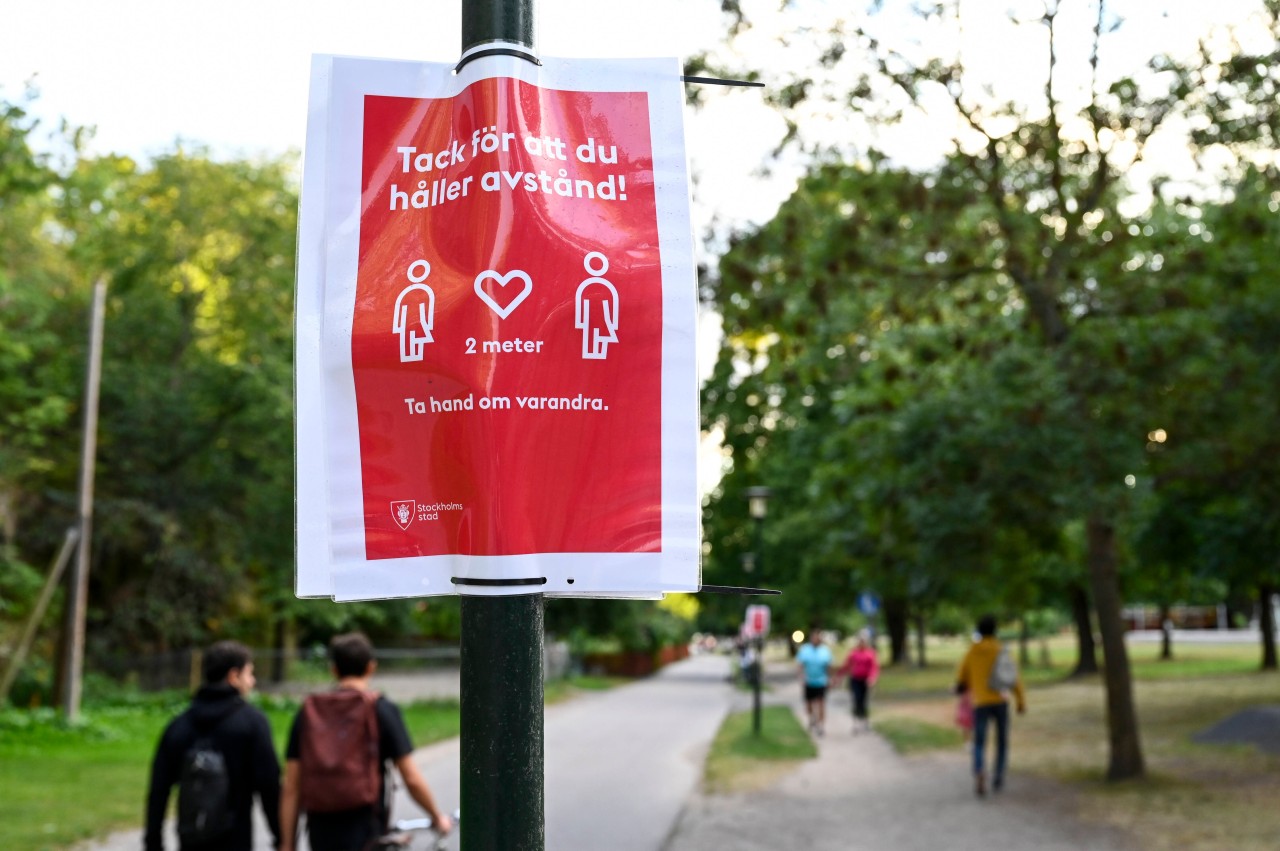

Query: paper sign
[[295, 52, 700, 600], [745, 604, 771, 638]]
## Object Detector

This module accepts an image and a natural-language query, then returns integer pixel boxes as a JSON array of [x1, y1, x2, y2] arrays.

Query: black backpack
[[176, 708, 241, 848]]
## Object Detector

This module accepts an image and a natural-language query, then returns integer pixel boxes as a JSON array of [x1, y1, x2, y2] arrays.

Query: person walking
[[279, 632, 452, 851], [955, 615, 1026, 797], [795, 627, 833, 736], [144, 640, 281, 851], [840, 630, 880, 733]]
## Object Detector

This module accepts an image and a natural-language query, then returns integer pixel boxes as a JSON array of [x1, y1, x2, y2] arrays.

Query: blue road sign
[[857, 592, 881, 616]]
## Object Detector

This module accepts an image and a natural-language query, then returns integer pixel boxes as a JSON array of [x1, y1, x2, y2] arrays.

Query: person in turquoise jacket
[[796, 627, 833, 736]]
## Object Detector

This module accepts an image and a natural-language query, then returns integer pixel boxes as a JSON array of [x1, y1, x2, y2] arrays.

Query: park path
[[663, 662, 1139, 851], [78, 653, 1140, 851]]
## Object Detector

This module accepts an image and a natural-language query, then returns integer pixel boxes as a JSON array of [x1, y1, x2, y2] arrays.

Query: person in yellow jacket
[[955, 615, 1026, 797]]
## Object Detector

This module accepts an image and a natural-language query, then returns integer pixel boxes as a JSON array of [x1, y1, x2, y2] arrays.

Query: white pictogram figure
[[394, 260, 436, 362], [575, 252, 619, 360]]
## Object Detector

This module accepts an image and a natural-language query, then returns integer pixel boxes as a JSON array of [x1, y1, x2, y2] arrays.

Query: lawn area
[[703, 705, 817, 794], [867, 636, 1280, 851], [0, 693, 460, 851], [843, 633, 1272, 698], [543, 674, 630, 704]]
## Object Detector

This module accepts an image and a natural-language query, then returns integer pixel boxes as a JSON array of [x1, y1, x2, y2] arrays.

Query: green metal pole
[[458, 7, 542, 848], [461, 594, 544, 850], [462, 0, 534, 52]]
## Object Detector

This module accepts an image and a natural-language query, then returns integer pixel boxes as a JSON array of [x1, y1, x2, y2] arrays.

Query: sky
[[2, 0, 717, 157], [4, 1, 1265, 229], [0, 0, 788, 223]]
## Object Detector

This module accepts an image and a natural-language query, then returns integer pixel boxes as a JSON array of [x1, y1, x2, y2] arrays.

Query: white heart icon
[[473, 269, 533, 319]]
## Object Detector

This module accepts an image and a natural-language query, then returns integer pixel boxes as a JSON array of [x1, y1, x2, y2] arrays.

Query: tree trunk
[[1069, 583, 1099, 676], [1018, 616, 1032, 669], [1159, 603, 1173, 661], [1087, 515, 1145, 781], [269, 615, 297, 684], [884, 596, 909, 666], [914, 611, 927, 668], [1259, 583, 1277, 671], [1225, 595, 1243, 631], [50, 572, 73, 707]]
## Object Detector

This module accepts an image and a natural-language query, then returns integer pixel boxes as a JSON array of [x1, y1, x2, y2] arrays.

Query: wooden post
[[60, 277, 107, 721]]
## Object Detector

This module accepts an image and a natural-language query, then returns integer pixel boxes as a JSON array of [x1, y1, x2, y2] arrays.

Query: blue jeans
[[972, 702, 1009, 779]]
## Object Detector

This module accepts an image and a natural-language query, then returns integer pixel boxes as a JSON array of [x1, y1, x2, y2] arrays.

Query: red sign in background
[[351, 79, 662, 560]]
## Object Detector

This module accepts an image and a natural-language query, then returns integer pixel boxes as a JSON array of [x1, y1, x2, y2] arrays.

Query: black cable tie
[[699, 584, 782, 596], [451, 576, 547, 587], [455, 47, 542, 74], [680, 75, 764, 88]]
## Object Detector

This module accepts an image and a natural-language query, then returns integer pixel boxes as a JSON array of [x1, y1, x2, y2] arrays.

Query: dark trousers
[[850, 678, 870, 719], [972, 702, 1009, 779]]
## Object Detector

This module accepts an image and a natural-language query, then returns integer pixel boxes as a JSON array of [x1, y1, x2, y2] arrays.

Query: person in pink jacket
[[841, 630, 880, 733]]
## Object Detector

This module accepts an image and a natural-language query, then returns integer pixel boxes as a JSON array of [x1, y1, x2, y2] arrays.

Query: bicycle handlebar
[[391, 809, 461, 833]]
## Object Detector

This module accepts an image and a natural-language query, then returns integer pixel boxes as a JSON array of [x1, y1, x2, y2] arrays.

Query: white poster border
[[295, 52, 700, 601]]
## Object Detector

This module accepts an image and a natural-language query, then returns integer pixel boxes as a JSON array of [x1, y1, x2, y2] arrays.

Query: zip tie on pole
[[700, 584, 782, 596], [680, 76, 765, 88], [456, 41, 541, 73]]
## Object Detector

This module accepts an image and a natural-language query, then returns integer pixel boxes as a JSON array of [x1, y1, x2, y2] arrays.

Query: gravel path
[[664, 667, 1138, 851]]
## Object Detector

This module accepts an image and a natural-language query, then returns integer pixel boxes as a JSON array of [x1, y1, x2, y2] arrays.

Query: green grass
[[544, 674, 629, 704], [1127, 642, 1265, 680], [0, 693, 460, 851], [0, 704, 179, 851], [857, 635, 1270, 699], [704, 706, 817, 794], [875, 716, 965, 754], [398, 698, 461, 745]]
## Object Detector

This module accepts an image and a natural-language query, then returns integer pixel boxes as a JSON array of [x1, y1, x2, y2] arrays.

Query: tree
[[705, 0, 1280, 779], [1133, 165, 1280, 669], [0, 94, 86, 675], [701, 160, 1085, 666], [0, 133, 308, 679]]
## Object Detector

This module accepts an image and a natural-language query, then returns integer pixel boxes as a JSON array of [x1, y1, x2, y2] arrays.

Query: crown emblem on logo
[[390, 500, 415, 531]]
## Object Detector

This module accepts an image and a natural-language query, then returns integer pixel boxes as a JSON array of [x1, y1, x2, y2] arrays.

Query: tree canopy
[[698, 0, 1280, 780]]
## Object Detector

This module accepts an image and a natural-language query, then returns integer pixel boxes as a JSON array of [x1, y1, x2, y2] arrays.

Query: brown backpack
[[298, 689, 382, 813]]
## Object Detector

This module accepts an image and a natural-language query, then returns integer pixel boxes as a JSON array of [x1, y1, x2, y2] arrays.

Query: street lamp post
[[744, 486, 771, 735]]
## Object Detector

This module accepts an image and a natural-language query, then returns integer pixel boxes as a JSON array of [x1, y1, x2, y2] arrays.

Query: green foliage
[[549, 597, 695, 653], [0, 92, 309, 673]]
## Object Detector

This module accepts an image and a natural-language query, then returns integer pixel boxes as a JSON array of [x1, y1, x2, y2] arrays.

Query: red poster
[[353, 80, 661, 558], [296, 54, 698, 600]]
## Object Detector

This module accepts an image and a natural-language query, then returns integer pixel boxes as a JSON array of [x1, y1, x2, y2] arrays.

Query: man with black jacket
[[145, 640, 281, 851]]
